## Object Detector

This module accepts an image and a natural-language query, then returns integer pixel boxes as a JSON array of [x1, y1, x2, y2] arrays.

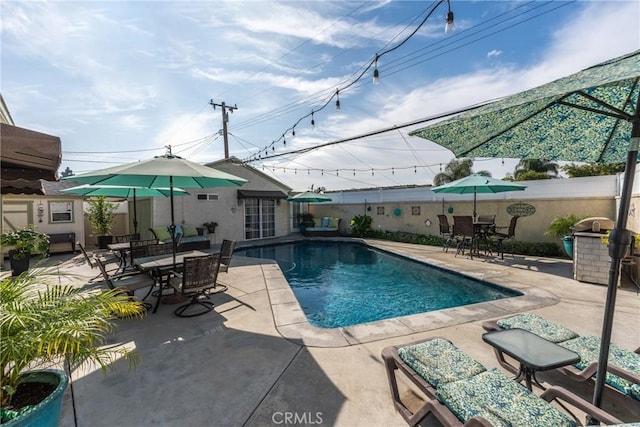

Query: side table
[[482, 328, 580, 390]]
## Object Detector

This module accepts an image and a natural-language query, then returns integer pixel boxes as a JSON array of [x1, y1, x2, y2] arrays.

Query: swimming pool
[[236, 241, 522, 328]]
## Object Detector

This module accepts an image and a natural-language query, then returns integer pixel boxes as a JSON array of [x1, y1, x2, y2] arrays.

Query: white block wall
[[573, 233, 610, 285]]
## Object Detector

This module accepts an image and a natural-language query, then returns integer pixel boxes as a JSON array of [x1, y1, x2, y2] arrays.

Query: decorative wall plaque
[[506, 202, 536, 217]]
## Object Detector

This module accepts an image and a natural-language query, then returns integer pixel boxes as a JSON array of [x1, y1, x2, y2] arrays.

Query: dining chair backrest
[[78, 242, 98, 268], [115, 233, 140, 243], [145, 243, 173, 257], [506, 215, 520, 238], [179, 254, 222, 296], [219, 239, 236, 273], [477, 214, 496, 224], [94, 256, 116, 287], [437, 215, 452, 236], [453, 215, 474, 237], [130, 239, 158, 264]]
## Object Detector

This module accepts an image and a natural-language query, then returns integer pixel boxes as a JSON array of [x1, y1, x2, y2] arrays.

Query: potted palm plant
[[0, 267, 145, 426], [545, 214, 586, 258], [0, 226, 50, 276], [86, 196, 117, 249]]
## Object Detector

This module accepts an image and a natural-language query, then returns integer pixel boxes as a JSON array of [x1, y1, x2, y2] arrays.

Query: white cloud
[[487, 49, 502, 59]]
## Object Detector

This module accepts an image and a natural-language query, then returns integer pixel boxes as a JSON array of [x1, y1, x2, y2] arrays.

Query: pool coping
[[246, 237, 561, 348]]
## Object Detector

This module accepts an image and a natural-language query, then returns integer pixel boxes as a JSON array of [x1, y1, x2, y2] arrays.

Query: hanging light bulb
[[292, 127, 296, 138], [311, 111, 315, 127], [282, 134, 286, 145], [373, 54, 380, 85], [335, 89, 341, 111], [445, 2, 455, 34]]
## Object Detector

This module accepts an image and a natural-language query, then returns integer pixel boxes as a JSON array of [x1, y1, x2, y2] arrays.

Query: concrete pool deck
[[9, 237, 638, 426]]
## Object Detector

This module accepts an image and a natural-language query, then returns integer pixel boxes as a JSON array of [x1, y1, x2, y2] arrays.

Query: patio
[[20, 237, 640, 426]]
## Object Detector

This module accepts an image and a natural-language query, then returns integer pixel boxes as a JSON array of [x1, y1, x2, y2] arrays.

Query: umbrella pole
[[169, 176, 177, 269], [132, 189, 138, 236], [592, 124, 639, 409], [473, 188, 477, 222]]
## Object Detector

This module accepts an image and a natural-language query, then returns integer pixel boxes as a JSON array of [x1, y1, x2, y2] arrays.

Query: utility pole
[[209, 100, 238, 159]]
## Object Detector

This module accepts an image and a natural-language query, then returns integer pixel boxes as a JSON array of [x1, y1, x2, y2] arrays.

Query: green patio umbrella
[[287, 190, 332, 217], [410, 49, 640, 408], [61, 184, 190, 236], [432, 174, 526, 221], [63, 150, 247, 267]]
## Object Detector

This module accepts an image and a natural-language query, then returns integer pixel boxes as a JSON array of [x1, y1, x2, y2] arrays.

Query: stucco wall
[[150, 161, 292, 244], [311, 197, 615, 244], [1, 195, 86, 254]]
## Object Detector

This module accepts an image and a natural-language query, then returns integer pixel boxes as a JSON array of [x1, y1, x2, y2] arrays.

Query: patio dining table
[[107, 241, 132, 272], [134, 250, 210, 313]]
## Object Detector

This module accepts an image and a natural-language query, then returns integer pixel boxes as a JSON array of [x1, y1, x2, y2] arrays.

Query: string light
[[373, 53, 380, 85], [243, 0, 456, 163], [445, 1, 455, 34], [283, 135, 286, 146]]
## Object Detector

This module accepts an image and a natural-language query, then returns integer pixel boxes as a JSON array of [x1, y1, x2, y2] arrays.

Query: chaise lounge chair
[[381, 337, 621, 426], [482, 313, 640, 406]]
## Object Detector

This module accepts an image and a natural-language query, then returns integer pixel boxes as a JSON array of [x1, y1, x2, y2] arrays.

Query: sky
[[2, 1, 639, 192]]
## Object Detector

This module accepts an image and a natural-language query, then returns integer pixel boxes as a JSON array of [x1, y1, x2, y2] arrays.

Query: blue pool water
[[236, 241, 521, 328]]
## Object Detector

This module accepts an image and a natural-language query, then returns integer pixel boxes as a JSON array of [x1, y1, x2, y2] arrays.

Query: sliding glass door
[[244, 198, 275, 240]]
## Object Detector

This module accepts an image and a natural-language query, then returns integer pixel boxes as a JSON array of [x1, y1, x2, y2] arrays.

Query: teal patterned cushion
[[559, 335, 640, 400], [496, 313, 579, 343], [398, 339, 486, 388], [436, 368, 577, 427], [631, 384, 640, 401]]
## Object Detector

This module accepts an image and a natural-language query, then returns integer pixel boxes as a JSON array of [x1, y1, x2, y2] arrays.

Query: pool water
[[236, 241, 521, 328]]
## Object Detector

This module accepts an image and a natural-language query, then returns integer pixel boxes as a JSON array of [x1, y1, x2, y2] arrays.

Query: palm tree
[[514, 159, 559, 180], [433, 159, 491, 186]]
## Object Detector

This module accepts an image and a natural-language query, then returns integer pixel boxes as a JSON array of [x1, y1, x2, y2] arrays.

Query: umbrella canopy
[[410, 49, 640, 408], [287, 191, 332, 203], [63, 151, 247, 266], [61, 184, 190, 235], [432, 174, 526, 220]]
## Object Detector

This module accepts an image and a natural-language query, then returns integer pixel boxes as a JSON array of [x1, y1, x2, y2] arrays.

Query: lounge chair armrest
[[540, 386, 622, 425], [607, 363, 640, 384]]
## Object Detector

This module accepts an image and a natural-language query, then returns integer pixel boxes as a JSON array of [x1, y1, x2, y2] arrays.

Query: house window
[[244, 199, 275, 240], [197, 194, 219, 201], [49, 201, 74, 223]]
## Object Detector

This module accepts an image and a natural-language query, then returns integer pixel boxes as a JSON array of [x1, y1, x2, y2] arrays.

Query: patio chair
[[78, 241, 119, 282], [437, 215, 454, 252], [219, 239, 236, 274], [381, 337, 621, 426], [168, 253, 224, 317], [95, 256, 156, 309], [482, 313, 640, 406], [453, 216, 475, 258], [129, 238, 158, 266], [491, 215, 520, 260], [144, 242, 174, 257]]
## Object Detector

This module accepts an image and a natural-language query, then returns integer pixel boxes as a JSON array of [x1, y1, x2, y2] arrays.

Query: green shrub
[[349, 215, 373, 237]]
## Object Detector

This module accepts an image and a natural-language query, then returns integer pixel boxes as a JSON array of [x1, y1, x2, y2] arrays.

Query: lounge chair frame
[[382, 337, 622, 427]]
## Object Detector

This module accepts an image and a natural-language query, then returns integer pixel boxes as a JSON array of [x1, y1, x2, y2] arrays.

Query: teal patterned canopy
[[410, 50, 640, 164]]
